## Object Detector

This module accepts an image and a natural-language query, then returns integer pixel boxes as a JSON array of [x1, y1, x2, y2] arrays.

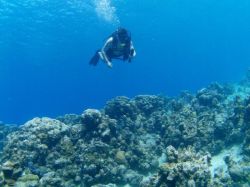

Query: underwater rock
[[92, 184, 117, 187], [81, 109, 118, 143], [39, 171, 63, 186], [0, 123, 18, 153], [245, 103, 250, 122], [0, 115, 118, 186], [195, 83, 233, 109], [227, 160, 250, 185], [0, 160, 22, 186], [1, 161, 22, 180], [82, 109, 103, 129], [2, 118, 69, 167], [0, 173, 4, 186], [2, 161, 15, 178], [115, 150, 127, 165], [15, 174, 39, 187], [134, 95, 168, 116], [1, 77, 250, 186], [123, 169, 143, 186], [165, 145, 178, 162], [197, 90, 218, 107], [143, 146, 212, 187], [228, 165, 245, 181], [243, 130, 250, 157], [104, 96, 138, 120], [57, 114, 84, 126], [210, 145, 250, 186]]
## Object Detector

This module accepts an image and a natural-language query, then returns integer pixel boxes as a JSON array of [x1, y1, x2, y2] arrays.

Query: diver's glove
[[99, 51, 112, 68], [128, 49, 135, 62], [107, 61, 113, 68]]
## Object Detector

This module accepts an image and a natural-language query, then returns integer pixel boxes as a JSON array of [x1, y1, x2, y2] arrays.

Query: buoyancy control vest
[[108, 30, 131, 60]]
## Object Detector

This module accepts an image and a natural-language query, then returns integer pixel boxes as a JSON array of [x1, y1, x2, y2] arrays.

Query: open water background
[[0, 0, 249, 124]]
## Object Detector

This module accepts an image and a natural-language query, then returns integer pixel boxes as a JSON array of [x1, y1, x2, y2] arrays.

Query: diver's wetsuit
[[89, 30, 136, 67], [105, 39, 131, 61]]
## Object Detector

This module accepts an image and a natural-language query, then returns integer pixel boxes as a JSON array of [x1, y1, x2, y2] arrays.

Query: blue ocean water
[[0, 0, 249, 124]]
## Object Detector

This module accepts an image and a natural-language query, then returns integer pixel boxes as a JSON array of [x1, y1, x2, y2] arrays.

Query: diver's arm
[[101, 37, 113, 68], [130, 41, 136, 57], [128, 41, 136, 62]]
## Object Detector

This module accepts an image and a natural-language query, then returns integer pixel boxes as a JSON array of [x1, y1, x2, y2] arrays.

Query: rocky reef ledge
[[0, 122, 18, 158], [0, 75, 250, 186]]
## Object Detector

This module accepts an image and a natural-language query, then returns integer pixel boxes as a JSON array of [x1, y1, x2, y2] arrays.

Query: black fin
[[89, 51, 100, 66]]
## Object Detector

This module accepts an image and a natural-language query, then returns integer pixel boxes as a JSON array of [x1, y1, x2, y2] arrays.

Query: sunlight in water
[[0, 0, 120, 25], [93, 0, 120, 24]]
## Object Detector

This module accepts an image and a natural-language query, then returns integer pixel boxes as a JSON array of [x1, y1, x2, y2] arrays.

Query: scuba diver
[[89, 27, 136, 68]]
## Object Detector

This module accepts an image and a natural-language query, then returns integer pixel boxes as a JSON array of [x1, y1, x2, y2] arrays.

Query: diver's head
[[116, 27, 131, 43]]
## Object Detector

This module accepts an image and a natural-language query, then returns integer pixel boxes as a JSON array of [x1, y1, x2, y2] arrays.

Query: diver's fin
[[89, 50, 100, 66]]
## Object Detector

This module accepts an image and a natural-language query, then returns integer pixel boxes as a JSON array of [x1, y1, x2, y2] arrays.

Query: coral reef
[[0, 123, 18, 158], [140, 146, 212, 187], [0, 74, 250, 186]]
